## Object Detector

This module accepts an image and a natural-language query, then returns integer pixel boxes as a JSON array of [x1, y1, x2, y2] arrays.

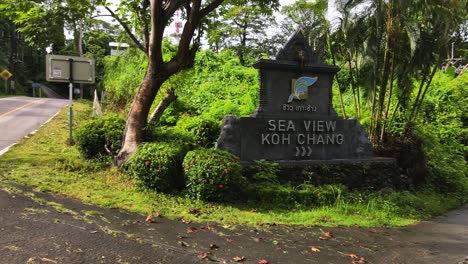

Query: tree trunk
[[375, 48, 392, 143], [380, 57, 395, 141], [408, 66, 427, 123], [115, 68, 164, 166], [411, 65, 438, 122], [148, 88, 178, 124]]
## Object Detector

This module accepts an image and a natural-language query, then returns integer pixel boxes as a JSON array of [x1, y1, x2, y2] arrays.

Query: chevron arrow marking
[[295, 146, 300, 157], [301, 146, 307, 156], [307, 146, 313, 156]]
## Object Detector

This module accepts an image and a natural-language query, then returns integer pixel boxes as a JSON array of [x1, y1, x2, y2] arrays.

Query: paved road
[[0, 97, 68, 154], [0, 181, 466, 264]]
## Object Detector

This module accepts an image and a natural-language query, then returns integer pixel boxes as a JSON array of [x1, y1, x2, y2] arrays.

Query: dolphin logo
[[287, 76, 318, 103]]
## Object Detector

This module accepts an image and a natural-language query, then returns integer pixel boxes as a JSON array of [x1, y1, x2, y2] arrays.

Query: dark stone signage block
[[239, 117, 372, 161], [252, 60, 339, 118], [216, 29, 375, 162]]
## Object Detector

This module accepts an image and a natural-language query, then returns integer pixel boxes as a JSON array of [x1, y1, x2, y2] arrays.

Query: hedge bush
[[125, 142, 187, 192], [75, 113, 125, 159], [183, 148, 244, 202]]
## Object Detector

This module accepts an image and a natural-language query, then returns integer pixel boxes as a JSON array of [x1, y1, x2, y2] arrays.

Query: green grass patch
[[0, 101, 464, 227]]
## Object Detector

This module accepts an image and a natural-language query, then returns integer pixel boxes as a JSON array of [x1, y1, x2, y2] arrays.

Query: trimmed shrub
[[75, 118, 106, 159], [75, 114, 125, 159], [183, 149, 244, 202], [125, 142, 187, 192]]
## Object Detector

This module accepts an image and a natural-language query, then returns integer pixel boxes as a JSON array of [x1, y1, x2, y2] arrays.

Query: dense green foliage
[[125, 142, 187, 192], [102, 45, 467, 206], [183, 149, 244, 202], [102, 49, 147, 108], [75, 113, 125, 159]]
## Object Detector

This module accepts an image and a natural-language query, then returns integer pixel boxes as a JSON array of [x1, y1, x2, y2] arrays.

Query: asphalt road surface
[[0, 97, 68, 154], [0, 181, 467, 264]]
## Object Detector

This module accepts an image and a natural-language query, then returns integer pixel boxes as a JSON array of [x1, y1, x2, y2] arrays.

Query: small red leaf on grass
[[258, 260, 269, 264], [324, 231, 333, 238], [233, 256, 246, 262], [309, 246, 321, 252]]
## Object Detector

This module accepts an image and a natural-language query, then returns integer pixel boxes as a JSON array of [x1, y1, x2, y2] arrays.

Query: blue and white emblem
[[287, 76, 318, 103]]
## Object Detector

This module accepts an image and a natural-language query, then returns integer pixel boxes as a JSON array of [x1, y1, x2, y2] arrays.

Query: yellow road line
[[0, 100, 42, 119]]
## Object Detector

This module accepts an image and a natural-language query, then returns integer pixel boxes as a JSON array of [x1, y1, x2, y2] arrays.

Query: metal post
[[4, 80, 6, 94], [68, 58, 75, 145]]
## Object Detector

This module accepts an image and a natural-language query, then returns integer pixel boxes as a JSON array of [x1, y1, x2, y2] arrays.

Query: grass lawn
[[0, 101, 463, 227]]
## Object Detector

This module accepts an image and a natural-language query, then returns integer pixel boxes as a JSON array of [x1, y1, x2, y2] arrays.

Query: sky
[[85, 0, 341, 43]]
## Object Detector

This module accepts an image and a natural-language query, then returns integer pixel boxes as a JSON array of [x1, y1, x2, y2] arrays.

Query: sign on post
[[45, 55, 95, 145], [0, 69, 12, 81], [1, 69, 12, 94], [46, 55, 95, 84]]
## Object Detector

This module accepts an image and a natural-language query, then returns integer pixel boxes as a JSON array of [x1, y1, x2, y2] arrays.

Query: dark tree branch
[[164, 0, 187, 23], [149, 0, 165, 68], [104, 6, 146, 53], [200, 0, 224, 17]]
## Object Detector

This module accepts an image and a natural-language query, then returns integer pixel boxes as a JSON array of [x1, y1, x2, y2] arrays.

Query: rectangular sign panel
[[46, 55, 95, 84]]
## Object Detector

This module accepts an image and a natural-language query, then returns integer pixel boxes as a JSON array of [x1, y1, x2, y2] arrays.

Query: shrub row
[[124, 146, 245, 201]]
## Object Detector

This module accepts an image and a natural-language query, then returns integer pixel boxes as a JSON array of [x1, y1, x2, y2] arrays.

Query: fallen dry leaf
[[181, 219, 191, 224], [369, 229, 379, 234], [324, 231, 333, 238], [187, 227, 197, 233], [257, 221, 264, 226], [233, 256, 246, 262], [145, 214, 154, 223], [198, 252, 210, 259], [309, 246, 321, 252], [258, 260, 269, 264], [319, 236, 329, 241], [346, 253, 359, 259], [253, 237, 263, 242]]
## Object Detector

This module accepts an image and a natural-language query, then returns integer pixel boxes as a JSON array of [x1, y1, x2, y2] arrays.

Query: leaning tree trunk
[[115, 66, 164, 166], [149, 88, 178, 124]]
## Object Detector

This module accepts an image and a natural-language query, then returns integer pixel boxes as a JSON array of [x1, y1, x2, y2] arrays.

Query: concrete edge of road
[[0, 106, 65, 157]]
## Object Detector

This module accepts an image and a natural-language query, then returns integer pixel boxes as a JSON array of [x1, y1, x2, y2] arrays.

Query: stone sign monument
[[216, 30, 374, 162]]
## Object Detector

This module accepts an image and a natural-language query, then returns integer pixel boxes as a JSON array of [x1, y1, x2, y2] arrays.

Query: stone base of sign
[[216, 115, 374, 161], [241, 157, 409, 190]]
